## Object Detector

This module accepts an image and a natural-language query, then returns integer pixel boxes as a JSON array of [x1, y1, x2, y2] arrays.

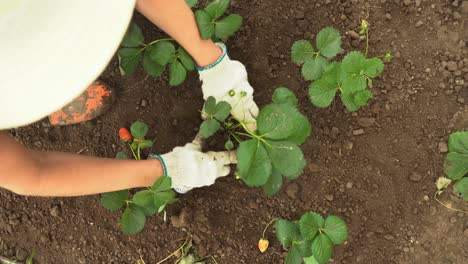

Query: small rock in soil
[[140, 99, 148, 107], [438, 142, 448, 153], [409, 172, 422, 182], [40, 234, 49, 243], [170, 207, 192, 228], [346, 182, 353, 189], [357, 117, 376, 127], [343, 141, 354, 151], [325, 194, 334, 201], [446, 61, 458, 71], [50, 205, 60, 217], [308, 163, 320, 173], [450, 216, 457, 223], [347, 30, 360, 40], [353, 129, 365, 135], [286, 182, 300, 199], [384, 234, 395, 240]]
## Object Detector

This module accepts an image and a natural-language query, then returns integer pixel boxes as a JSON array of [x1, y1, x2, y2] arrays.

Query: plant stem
[[434, 193, 468, 214], [365, 30, 369, 57], [262, 218, 279, 238], [128, 142, 138, 160], [137, 144, 141, 161], [229, 132, 242, 144], [143, 38, 174, 49], [156, 235, 190, 264]]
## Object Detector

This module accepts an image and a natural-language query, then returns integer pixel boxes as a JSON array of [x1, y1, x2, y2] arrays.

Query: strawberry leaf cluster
[[443, 131, 468, 201], [291, 27, 384, 112], [195, 0, 243, 40], [275, 212, 348, 264]]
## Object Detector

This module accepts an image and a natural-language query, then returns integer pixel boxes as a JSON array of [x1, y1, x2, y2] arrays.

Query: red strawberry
[[119, 128, 132, 141]]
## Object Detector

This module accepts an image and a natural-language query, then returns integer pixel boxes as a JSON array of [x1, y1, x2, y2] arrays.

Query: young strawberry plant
[[118, 0, 241, 86], [195, 0, 243, 40], [200, 87, 311, 196], [291, 21, 384, 112], [100, 121, 176, 235], [436, 131, 468, 202], [259, 212, 348, 264]]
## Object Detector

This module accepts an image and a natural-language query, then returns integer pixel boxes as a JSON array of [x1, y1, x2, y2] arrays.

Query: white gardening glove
[[198, 43, 259, 131], [149, 135, 237, 193]]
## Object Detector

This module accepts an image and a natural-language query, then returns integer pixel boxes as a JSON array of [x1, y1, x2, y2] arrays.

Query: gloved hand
[[198, 43, 259, 132], [149, 135, 237, 193]]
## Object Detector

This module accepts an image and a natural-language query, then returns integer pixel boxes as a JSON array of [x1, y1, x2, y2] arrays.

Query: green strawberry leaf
[[363, 57, 384, 78], [272, 87, 298, 106], [169, 60, 187, 86], [130, 121, 149, 139], [265, 140, 305, 180], [133, 190, 155, 209], [205, 0, 229, 20], [139, 139, 154, 149], [285, 244, 302, 264], [148, 41, 176, 65], [342, 51, 366, 74], [178, 48, 195, 71], [215, 14, 242, 39], [121, 22, 144, 48], [448, 131, 468, 154], [214, 101, 232, 121], [200, 119, 221, 138], [308, 78, 337, 108], [185, 0, 198, 8], [296, 238, 313, 258], [444, 153, 468, 180], [257, 104, 297, 140], [195, 10, 215, 39], [121, 204, 146, 235], [341, 74, 367, 93], [154, 190, 176, 210], [323, 215, 348, 245], [262, 168, 282, 196], [101, 190, 129, 211], [453, 178, 468, 200], [353, 90, 373, 107], [274, 219, 300, 248], [291, 40, 315, 65], [341, 91, 360, 112], [299, 212, 324, 240], [204, 96, 217, 115], [143, 52, 165, 77], [151, 176, 172, 192], [237, 139, 272, 187], [311, 233, 333, 264], [115, 151, 128, 160], [302, 56, 329, 81], [316, 27, 342, 58], [118, 48, 142, 76], [287, 112, 312, 145], [304, 256, 320, 264]]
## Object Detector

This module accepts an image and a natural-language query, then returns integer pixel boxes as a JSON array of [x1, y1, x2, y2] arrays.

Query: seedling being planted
[[195, 0, 243, 40], [200, 87, 311, 196], [101, 121, 176, 234], [118, 0, 242, 86], [435, 131, 468, 213], [291, 21, 384, 112], [260, 212, 348, 264]]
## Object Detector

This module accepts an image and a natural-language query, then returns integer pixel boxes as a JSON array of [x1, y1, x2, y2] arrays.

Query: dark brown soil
[[1, 0, 467, 263]]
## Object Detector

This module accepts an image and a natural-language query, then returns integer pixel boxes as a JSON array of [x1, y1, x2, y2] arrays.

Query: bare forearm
[[0, 132, 163, 197], [136, 0, 221, 66], [31, 151, 163, 197]]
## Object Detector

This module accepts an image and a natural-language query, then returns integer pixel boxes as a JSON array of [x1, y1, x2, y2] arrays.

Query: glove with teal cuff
[[198, 43, 259, 132], [150, 134, 237, 193]]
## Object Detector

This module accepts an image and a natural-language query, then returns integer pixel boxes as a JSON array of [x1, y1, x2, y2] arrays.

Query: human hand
[[150, 135, 237, 193], [198, 43, 259, 131]]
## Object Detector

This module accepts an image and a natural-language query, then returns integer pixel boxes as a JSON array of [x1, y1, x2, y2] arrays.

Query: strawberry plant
[[291, 21, 385, 112], [118, 0, 241, 86], [200, 87, 311, 195], [195, 0, 243, 40], [436, 131, 468, 201], [259, 213, 348, 264], [100, 121, 176, 235]]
